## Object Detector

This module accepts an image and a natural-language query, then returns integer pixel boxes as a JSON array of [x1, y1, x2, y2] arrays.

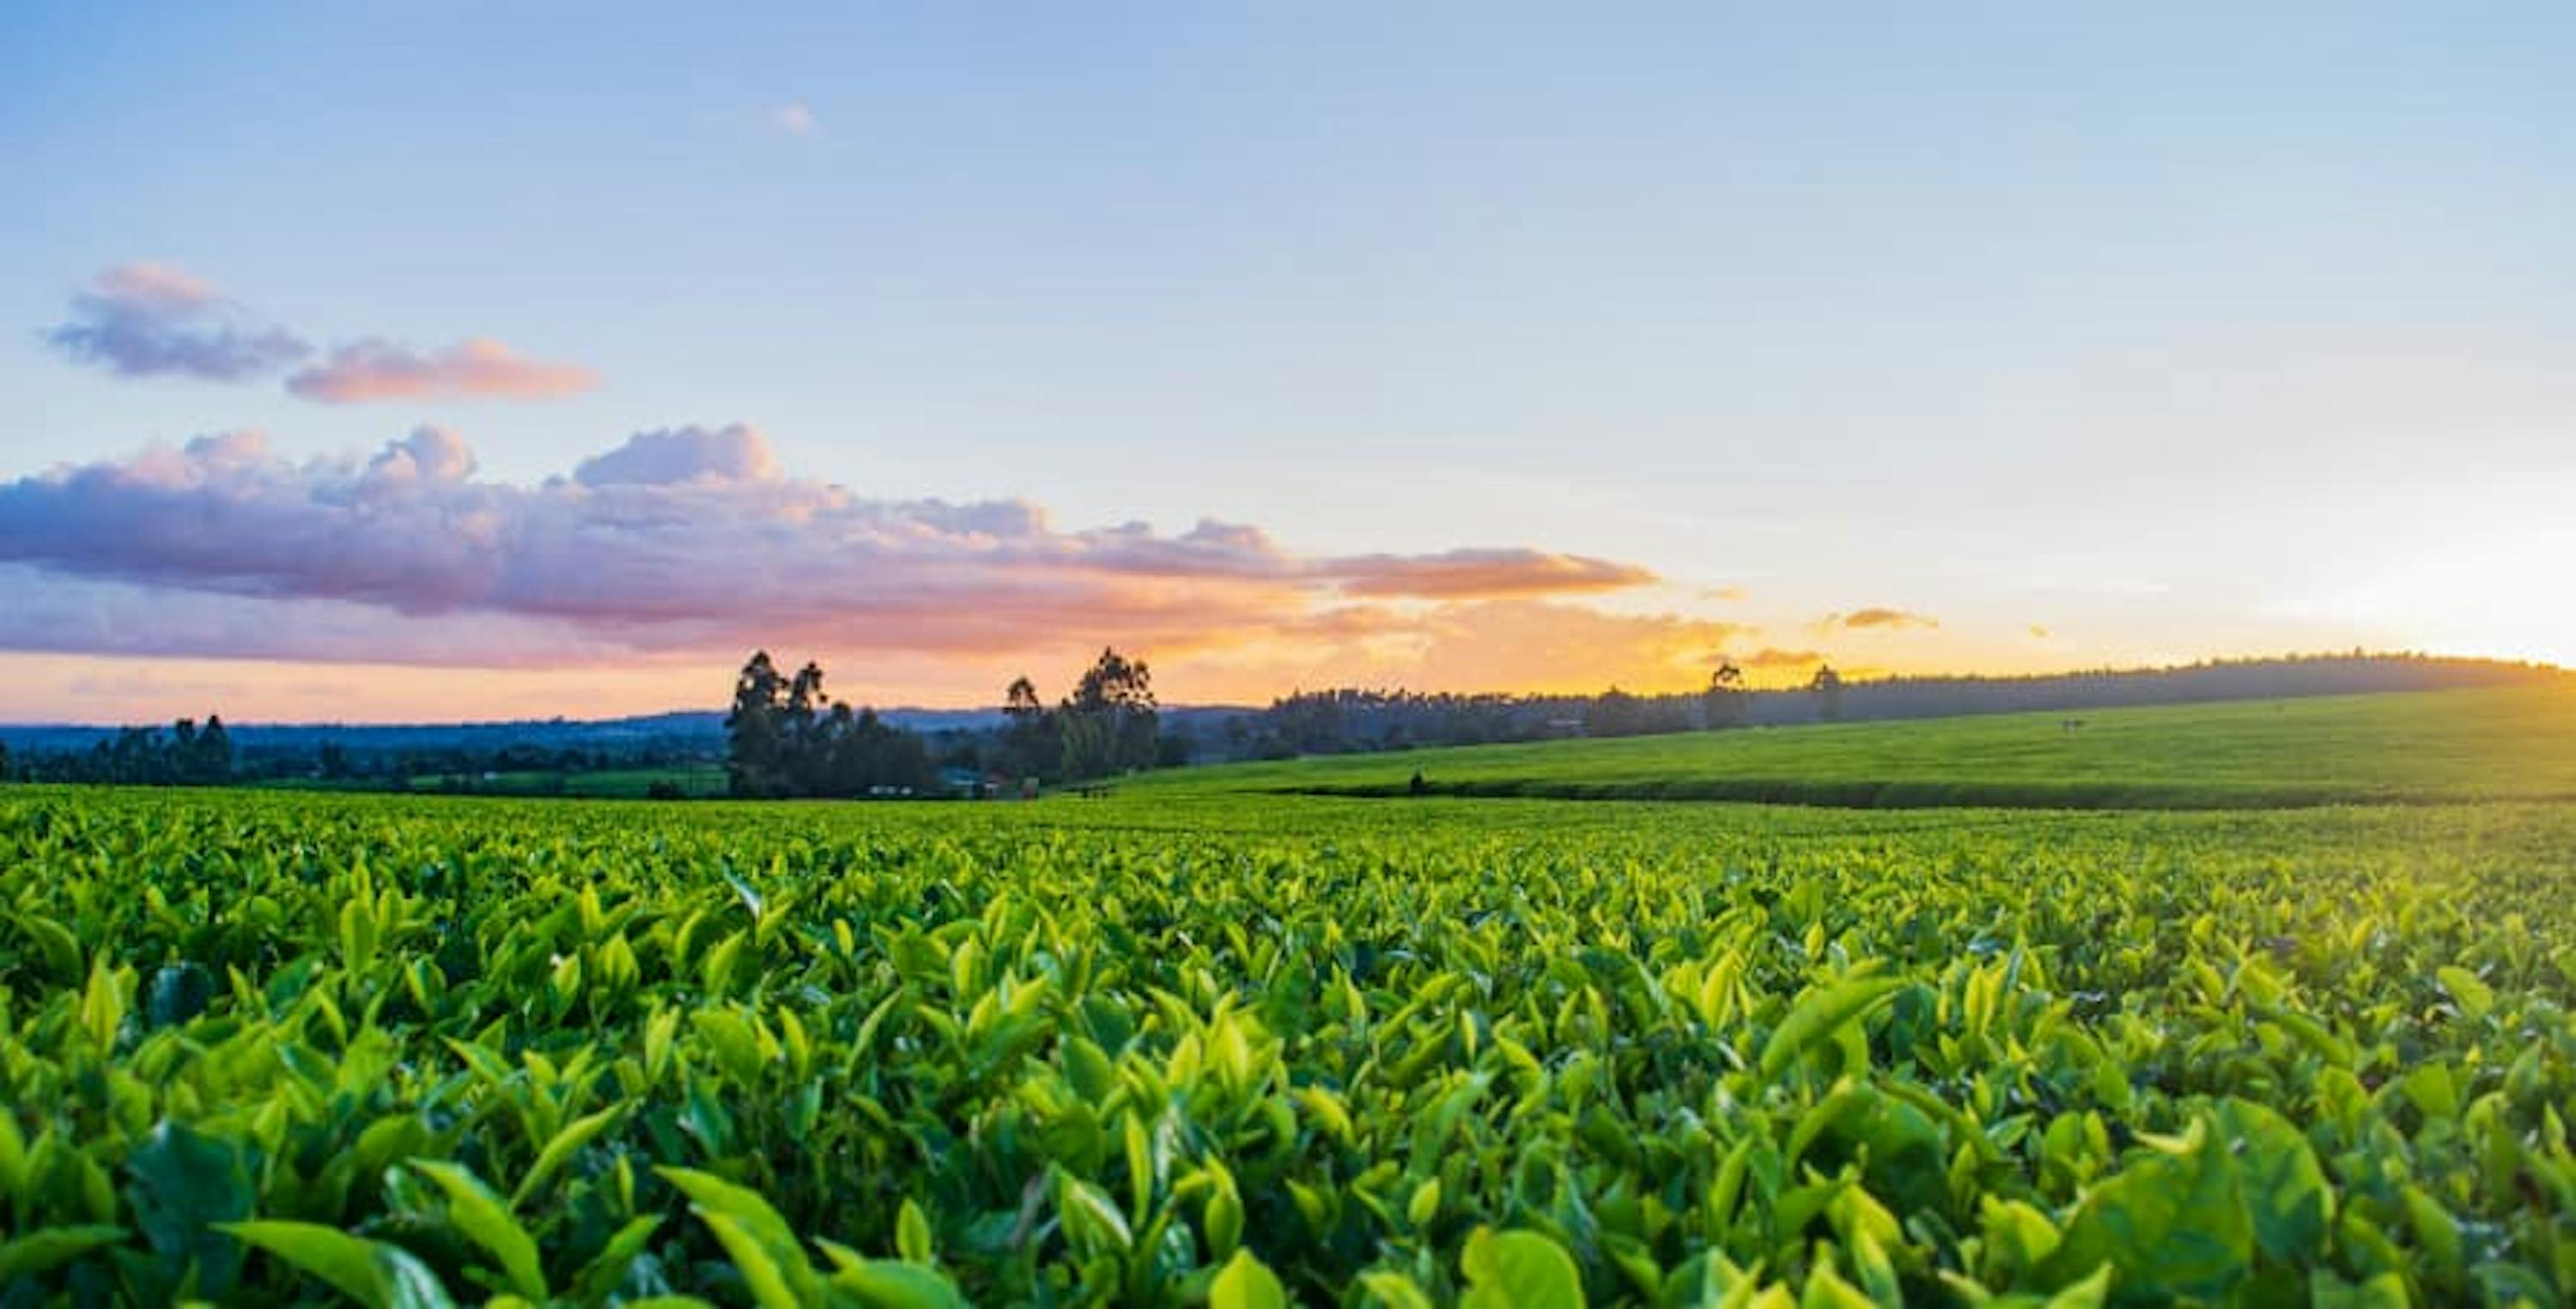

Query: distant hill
[[1741, 651, 2567, 724], [1122, 684, 2576, 810]]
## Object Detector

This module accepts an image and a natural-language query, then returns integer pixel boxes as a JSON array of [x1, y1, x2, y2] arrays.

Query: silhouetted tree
[[725, 651, 936, 798], [1064, 647, 1158, 778], [1808, 664, 1846, 722], [784, 660, 829, 794], [726, 651, 789, 797], [1705, 660, 1749, 730], [1589, 687, 1642, 736], [999, 676, 1060, 781]]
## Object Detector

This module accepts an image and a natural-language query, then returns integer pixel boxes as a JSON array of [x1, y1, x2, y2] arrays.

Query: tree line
[[3, 717, 234, 786], [992, 648, 1170, 784], [721, 653, 939, 798], [721, 646, 1172, 797]]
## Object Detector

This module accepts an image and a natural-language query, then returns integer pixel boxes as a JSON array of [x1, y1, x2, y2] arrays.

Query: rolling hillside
[[1116, 685, 2576, 809]]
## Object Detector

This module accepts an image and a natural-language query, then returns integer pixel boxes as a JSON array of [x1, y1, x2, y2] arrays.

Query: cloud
[[1732, 646, 1825, 669], [46, 263, 309, 380], [773, 102, 819, 135], [46, 263, 598, 403], [574, 425, 781, 487], [2028, 624, 2053, 640], [0, 426, 1673, 674], [285, 338, 600, 403], [1327, 548, 1656, 599], [1826, 606, 1939, 632], [365, 427, 477, 485]]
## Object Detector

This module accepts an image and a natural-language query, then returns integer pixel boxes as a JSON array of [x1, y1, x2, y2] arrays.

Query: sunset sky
[[5, 3, 2573, 723]]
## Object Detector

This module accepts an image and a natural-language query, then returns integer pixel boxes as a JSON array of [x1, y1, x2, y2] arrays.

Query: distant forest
[[1, 651, 2561, 794]]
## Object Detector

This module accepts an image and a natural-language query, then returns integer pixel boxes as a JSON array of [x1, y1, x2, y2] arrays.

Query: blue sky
[[4, 3, 2573, 718]]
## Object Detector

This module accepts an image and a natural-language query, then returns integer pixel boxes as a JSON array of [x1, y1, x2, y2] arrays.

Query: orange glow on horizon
[[0, 634, 2238, 726]]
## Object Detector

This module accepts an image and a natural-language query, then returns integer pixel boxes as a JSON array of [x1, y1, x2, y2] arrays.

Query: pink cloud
[[46, 262, 601, 404], [46, 262, 309, 380], [285, 337, 599, 403]]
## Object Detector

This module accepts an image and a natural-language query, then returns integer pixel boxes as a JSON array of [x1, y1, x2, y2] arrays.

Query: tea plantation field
[[1123, 686, 2576, 809], [3, 785, 2573, 1306]]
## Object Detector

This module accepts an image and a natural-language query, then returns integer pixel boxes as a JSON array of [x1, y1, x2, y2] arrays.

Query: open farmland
[[1122, 686, 2576, 809], [3, 784, 2573, 1306]]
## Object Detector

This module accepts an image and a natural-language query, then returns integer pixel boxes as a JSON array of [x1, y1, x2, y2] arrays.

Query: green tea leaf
[[127, 1120, 255, 1297], [1211, 1247, 1290, 1309], [2435, 966, 2493, 1020], [1759, 976, 1905, 1083], [219, 1220, 456, 1309], [510, 1103, 622, 1206], [0, 1224, 125, 1279], [408, 1159, 546, 1300], [2040, 1123, 2251, 1302], [1461, 1227, 1585, 1308], [896, 1197, 934, 1266]]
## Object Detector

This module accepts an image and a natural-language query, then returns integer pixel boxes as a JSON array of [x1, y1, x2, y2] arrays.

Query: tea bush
[[2, 790, 2571, 1306]]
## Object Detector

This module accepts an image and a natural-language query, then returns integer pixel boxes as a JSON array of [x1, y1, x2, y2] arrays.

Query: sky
[[3, 3, 2573, 723]]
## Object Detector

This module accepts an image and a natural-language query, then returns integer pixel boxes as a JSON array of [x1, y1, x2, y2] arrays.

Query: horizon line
[[0, 648, 2559, 732]]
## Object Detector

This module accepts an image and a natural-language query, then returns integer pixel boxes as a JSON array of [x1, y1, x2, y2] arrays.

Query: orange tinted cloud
[[1735, 646, 1823, 668], [286, 338, 598, 403], [1827, 606, 1939, 631]]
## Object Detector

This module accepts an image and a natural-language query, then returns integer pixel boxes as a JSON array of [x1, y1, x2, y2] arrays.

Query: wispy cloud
[[46, 263, 309, 381], [1329, 548, 1655, 599], [0, 426, 1678, 674], [1825, 606, 1939, 632], [772, 102, 819, 136], [287, 338, 599, 403], [1733, 646, 1825, 668]]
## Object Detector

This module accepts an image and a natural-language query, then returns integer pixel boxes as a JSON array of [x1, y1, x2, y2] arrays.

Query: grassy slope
[[1123, 685, 2576, 809]]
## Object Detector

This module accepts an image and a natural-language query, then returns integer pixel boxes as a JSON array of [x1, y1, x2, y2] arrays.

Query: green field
[[401, 767, 732, 800], [4, 764, 2574, 1306], [258, 767, 732, 801], [1127, 686, 2576, 809]]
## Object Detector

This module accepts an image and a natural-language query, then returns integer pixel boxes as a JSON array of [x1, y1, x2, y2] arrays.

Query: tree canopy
[[724, 651, 934, 798]]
